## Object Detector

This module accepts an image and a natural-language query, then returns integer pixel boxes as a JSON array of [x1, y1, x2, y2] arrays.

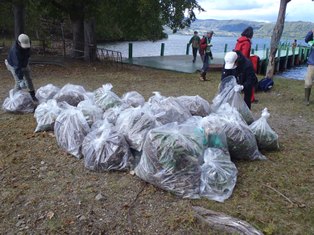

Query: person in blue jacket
[[5, 34, 38, 102], [304, 30, 314, 105]]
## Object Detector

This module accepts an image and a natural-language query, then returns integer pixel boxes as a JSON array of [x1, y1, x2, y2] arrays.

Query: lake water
[[99, 34, 307, 80]]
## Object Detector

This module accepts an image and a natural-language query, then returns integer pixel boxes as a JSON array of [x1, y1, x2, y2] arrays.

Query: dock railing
[[96, 48, 123, 64]]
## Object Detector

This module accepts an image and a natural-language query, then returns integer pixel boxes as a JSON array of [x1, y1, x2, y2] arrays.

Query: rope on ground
[[262, 183, 294, 205]]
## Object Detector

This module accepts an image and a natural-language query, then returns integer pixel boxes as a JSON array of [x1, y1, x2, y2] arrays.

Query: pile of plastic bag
[[2, 79, 280, 202]]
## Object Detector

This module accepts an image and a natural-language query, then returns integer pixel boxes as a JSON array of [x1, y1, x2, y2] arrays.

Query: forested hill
[[172, 19, 314, 39]]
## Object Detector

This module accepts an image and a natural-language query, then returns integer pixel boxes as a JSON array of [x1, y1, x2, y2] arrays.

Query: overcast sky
[[196, 0, 314, 22]]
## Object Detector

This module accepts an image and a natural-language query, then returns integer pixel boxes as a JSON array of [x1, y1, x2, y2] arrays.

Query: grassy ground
[[0, 59, 313, 234]]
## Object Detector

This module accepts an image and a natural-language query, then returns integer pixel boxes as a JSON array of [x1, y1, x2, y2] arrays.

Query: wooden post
[[291, 46, 296, 66], [255, 44, 258, 51], [186, 43, 189, 55], [305, 47, 310, 61], [128, 43, 133, 59], [295, 46, 300, 65], [160, 43, 165, 56], [264, 48, 270, 74], [300, 47, 304, 63], [251, 48, 255, 55], [284, 46, 289, 69], [224, 44, 228, 53], [263, 44, 266, 51]]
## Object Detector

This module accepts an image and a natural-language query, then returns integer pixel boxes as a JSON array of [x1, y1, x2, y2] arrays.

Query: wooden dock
[[122, 46, 311, 75]]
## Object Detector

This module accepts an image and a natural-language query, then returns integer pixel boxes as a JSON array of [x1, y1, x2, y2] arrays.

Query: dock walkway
[[122, 48, 308, 74]]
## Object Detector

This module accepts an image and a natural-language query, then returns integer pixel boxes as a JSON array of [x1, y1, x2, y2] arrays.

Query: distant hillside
[[171, 19, 314, 40]]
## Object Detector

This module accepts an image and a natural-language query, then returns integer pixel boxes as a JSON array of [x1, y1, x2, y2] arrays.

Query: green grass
[[0, 62, 313, 234]]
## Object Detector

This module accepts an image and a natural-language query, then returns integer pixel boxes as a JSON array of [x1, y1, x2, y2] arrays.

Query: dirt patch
[[0, 59, 313, 234]]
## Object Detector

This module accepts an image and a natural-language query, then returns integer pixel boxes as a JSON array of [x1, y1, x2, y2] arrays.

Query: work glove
[[18, 79, 27, 89]]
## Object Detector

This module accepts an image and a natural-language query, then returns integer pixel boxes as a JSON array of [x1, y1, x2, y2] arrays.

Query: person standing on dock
[[304, 30, 314, 105], [199, 31, 214, 81], [292, 39, 297, 49], [234, 26, 258, 104], [188, 31, 201, 63]]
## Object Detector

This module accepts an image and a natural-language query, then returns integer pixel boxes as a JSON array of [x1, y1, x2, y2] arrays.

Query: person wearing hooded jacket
[[221, 50, 258, 109], [5, 34, 38, 103], [234, 26, 258, 104], [235, 26, 253, 59], [304, 30, 314, 105]]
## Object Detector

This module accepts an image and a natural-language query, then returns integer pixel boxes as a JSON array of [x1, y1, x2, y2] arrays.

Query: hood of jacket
[[237, 36, 251, 44]]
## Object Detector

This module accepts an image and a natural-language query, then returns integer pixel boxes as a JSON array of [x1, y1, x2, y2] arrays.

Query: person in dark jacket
[[234, 26, 258, 103], [199, 31, 214, 81], [5, 34, 38, 102], [188, 31, 201, 63], [221, 50, 258, 109], [304, 30, 314, 105]]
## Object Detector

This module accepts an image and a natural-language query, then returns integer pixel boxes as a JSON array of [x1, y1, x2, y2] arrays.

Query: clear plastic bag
[[135, 122, 206, 199], [200, 147, 238, 202], [121, 91, 145, 107], [82, 121, 133, 171], [94, 83, 122, 111], [77, 99, 103, 126], [148, 96, 192, 125], [54, 106, 90, 158], [147, 91, 166, 104], [212, 76, 254, 125], [202, 104, 266, 161], [53, 83, 87, 107], [176, 95, 211, 117], [2, 89, 35, 113], [115, 106, 158, 152], [34, 99, 62, 132], [102, 103, 130, 125], [36, 84, 60, 103], [249, 108, 280, 151]]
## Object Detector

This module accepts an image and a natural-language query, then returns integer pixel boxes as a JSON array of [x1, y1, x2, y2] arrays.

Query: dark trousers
[[243, 85, 253, 109], [192, 47, 198, 61], [201, 53, 210, 74]]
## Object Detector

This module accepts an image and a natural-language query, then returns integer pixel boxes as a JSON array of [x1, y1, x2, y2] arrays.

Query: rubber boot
[[200, 72, 207, 81], [305, 88, 311, 106]]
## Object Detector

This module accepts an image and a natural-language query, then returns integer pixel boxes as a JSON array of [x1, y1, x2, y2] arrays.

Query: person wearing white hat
[[5, 33, 38, 103], [221, 50, 258, 109]]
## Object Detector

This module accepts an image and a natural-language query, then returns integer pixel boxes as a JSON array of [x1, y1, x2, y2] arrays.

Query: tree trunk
[[13, 2, 25, 39], [84, 18, 97, 62], [70, 16, 84, 58], [265, 0, 291, 78]]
